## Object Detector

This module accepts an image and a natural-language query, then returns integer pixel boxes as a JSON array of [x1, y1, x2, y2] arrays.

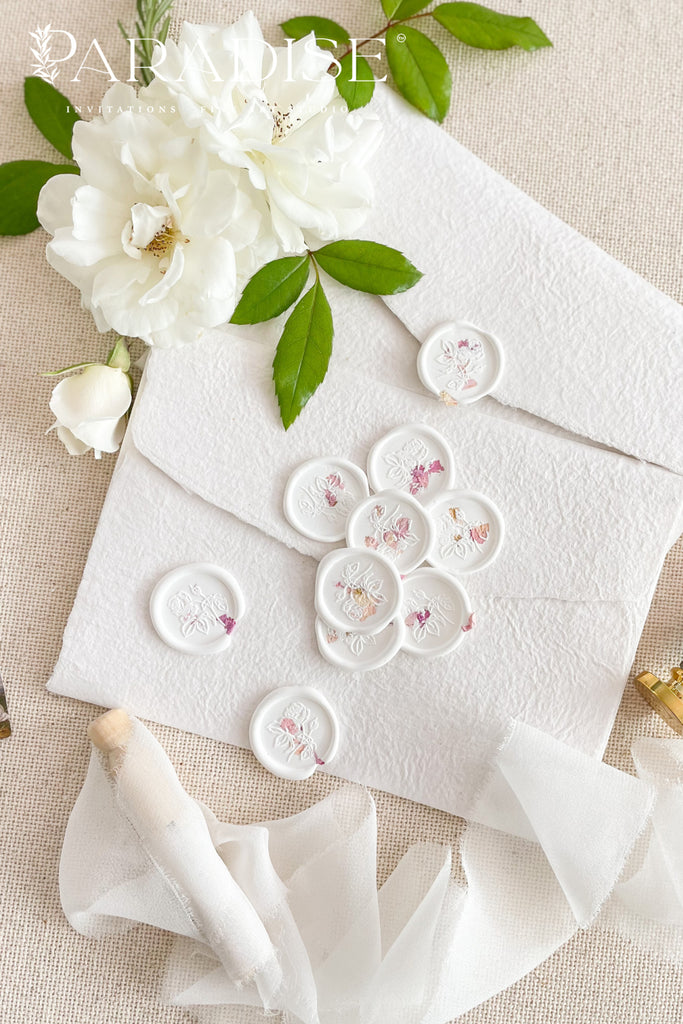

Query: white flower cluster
[[38, 12, 381, 350]]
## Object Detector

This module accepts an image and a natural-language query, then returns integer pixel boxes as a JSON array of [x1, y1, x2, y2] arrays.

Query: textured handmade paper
[[366, 86, 683, 475], [47, 287, 683, 816]]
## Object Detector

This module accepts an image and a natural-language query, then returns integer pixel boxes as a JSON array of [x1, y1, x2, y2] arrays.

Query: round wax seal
[[401, 567, 473, 658], [367, 424, 454, 505], [346, 489, 434, 575], [315, 615, 405, 673], [149, 563, 244, 655], [249, 685, 339, 780], [427, 490, 504, 575], [284, 457, 369, 542], [417, 321, 505, 405], [315, 547, 403, 636]]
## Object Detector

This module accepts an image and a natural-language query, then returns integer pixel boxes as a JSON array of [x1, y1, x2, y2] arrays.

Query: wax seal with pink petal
[[401, 567, 473, 659], [426, 489, 505, 575], [366, 424, 454, 505], [249, 685, 340, 780], [417, 321, 505, 406], [315, 547, 403, 636], [149, 563, 244, 655], [283, 457, 369, 542], [315, 614, 405, 673], [345, 489, 434, 575]]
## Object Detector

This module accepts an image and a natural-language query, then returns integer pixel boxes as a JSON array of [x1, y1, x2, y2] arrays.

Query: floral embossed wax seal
[[284, 457, 369, 542], [417, 322, 505, 406], [367, 424, 455, 505], [315, 547, 403, 636], [149, 563, 244, 655], [249, 686, 339, 780]]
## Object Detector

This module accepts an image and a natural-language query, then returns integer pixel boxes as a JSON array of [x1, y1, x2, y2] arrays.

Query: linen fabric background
[[1, 0, 682, 1021]]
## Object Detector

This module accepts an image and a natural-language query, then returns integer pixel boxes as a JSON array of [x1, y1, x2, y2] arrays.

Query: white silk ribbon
[[60, 719, 683, 1022]]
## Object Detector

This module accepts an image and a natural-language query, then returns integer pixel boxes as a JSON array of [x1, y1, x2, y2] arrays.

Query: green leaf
[[336, 53, 375, 110], [314, 240, 423, 294], [387, 0, 434, 17], [280, 16, 351, 49], [231, 255, 311, 325], [386, 25, 451, 122], [24, 78, 80, 160], [272, 278, 333, 430], [106, 337, 131, 372], [0, 161, 79, 236], [433, 3, 552, 51]]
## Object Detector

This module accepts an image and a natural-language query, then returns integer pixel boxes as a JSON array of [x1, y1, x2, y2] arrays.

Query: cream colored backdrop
[[1, 1, 682, 1021]]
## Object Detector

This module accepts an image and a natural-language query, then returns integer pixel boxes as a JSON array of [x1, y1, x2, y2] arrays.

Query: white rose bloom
[[37, 83, 275, 347], [49, 364, 133, 458], [147, 13, 383, 252]]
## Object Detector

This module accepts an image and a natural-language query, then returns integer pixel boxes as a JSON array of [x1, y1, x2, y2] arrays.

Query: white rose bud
[[49, 363, 133, 459]]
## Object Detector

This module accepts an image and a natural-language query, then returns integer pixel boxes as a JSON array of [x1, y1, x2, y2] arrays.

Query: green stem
[[334, 11, 435, 65]]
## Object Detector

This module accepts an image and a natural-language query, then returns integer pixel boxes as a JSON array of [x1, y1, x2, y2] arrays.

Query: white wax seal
[[315, 615, 405, 673], [417, 321, 505, 405], [367, 424, 455, 505], [427, 490, 504, 575], [315, 547, 403, 636], [283, 457, 369, 542], [401, 567, 473, 659], [149, 563, 244, 655], [249, 685, 339, 780], [345, 489, 434, 575]]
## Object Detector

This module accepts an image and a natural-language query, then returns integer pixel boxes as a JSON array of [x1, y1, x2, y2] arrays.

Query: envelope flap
[[131, 290, 683, 606], [365, 86, 683, 475]]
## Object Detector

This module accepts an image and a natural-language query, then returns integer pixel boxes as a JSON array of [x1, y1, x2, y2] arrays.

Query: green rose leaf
[[272, 278, 333, 430], [280, 16, 351, 49], [24, 78, 80, 160], [230, 255, 311, 324], [386, 25, 451, 123], [433, 3, 552, 51], [0, 161, 79, 236], [382, 0, 432, 17], [315, 240, 423, 294], [336, 53, 375, 110]]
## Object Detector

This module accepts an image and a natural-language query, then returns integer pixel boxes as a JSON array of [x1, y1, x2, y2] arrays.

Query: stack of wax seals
[[416, 320, 505, 407], [284, 423, 505, 673]]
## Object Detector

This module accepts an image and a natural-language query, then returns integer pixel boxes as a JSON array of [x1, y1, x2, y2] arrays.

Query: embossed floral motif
[[326, 627, 378, 657], [298, 472, 355, 522], [334, 561, 386, 624], [383, 438, 445, 496], [404, 589, 456, 642], [363, 502, 417, 558], [436, 336, 486, 397], [439, 506, 490, 561], [267, 701, 324, 765], [168, 584, 236, 638]]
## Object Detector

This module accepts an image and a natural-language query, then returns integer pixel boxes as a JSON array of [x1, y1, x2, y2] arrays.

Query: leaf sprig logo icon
[[30, 24, 59, 84]]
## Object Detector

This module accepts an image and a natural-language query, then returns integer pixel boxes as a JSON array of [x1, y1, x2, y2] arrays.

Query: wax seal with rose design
[[149, 563, 244, 655], [249, 685, 340, 780]]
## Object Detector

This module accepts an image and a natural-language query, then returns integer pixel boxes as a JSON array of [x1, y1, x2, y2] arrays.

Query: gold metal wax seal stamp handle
[[635, 666, 683, 735]]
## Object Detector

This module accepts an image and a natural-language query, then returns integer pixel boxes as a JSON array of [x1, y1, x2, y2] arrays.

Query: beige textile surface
[[1, 0, 682, 1021]]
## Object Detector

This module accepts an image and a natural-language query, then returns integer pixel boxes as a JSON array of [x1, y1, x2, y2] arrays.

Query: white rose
[[37, 83, 276, 348], [147, 13, 383, 252], [49, 364, 132, 458]]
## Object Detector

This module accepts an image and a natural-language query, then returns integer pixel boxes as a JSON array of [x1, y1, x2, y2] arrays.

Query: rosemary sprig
[[118, 0, 176, 86]]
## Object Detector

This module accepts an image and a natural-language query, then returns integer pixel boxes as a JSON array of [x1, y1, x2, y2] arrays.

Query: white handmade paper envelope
[[48, 85, 683, 817], [47, 274, 683, 818]]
